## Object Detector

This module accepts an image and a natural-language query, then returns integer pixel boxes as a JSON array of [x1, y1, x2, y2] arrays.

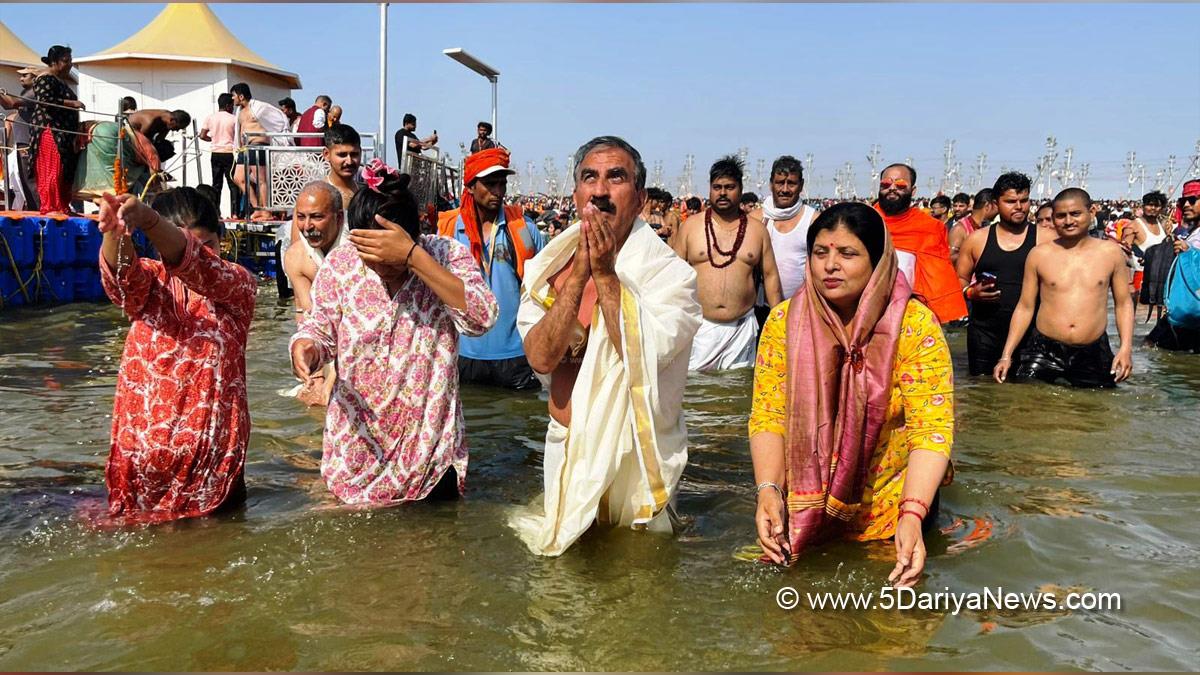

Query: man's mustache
[[589, 198, 616, 214]]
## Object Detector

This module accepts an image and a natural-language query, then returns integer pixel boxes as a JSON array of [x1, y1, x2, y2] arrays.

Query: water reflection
[[0, 298, 1197, 669]]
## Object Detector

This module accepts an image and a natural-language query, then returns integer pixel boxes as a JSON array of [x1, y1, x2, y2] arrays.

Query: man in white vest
[[750, 155, 816, 300]]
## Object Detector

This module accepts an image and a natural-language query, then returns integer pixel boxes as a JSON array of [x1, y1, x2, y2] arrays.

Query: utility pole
[[941, 139, 957, 194], [973, 152, 988, 190], [1034, 136, 1058, 200], [678, 153, 695, 197], [1078, 163, 1090, 191], [1056, 146, 1074, 190], [1125, 151, 1138, 199], [543, 156, 560, 196], [526, 160, 536, 196], [866, 144, 883, 185]]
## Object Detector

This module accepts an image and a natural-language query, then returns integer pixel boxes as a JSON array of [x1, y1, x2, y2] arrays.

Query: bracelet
[[898, 508, 925, 524], [899, 496, 930, 514], [997, 356, 1011, 363], [404, 241, 419, 266], [755, 482, 785, 502]]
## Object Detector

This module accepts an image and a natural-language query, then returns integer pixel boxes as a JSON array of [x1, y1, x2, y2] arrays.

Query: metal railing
[[236, 131, 381, 211], [398, 140, 461, 213]]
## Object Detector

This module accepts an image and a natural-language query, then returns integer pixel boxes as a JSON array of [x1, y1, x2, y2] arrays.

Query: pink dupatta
[[782, 229, 911, 560]]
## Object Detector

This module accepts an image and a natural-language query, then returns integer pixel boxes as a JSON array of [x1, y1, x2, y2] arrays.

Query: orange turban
[[461, 148, 516, 268]]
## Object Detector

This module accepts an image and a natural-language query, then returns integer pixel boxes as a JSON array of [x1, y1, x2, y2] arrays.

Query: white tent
[[74, 3, 301, 208]]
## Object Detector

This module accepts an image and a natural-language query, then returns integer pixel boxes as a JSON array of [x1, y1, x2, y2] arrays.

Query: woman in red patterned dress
[[97, 188, 257, 523]]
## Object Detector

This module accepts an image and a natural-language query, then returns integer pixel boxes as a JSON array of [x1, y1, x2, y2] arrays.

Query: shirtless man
[[994, 188, 1133, 388], [282, 181, 346, 406], [674, 155, 783, 371], [750, 155, 816, 300], [283, 123, 361, 288], [127, 108, 190, 162], [229, 83, 289, 221], [320, 123, 362, 208], [948, 188, 996, 266]]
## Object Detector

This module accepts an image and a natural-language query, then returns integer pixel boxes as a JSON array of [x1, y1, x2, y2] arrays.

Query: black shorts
[[966, 311, 1016, 376], [458, 355, 541, 391], [1013, 326, 1117, 388], [237, 148, 267, 166], [1145, 315, 1200, 353]]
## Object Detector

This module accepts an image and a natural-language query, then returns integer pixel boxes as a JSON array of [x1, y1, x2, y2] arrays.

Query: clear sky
[[6, 2, 1199, 198]]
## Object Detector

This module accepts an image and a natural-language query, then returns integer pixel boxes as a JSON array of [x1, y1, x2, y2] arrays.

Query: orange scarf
[[875, 205, 967, 323], [460, 148, 512, 268]]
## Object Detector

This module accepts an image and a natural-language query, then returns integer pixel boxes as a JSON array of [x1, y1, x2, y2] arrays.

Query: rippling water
[[1, 289, 1197, 670]]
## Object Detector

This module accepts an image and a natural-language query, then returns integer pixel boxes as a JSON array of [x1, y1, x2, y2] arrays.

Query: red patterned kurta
[[100, 234, 257, 522]]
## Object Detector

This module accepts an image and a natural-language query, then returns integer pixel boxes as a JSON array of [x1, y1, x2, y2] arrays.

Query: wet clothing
[[291, 237, 498, 505], [458, 355, 540, 390], [1013, 326, 1117, 388], [1146, 315, 1200, 353], [967, 224, 1038, 375], [751, 298, 954, 546], [445, 208, 545, 363], [100, 233, 258, 522]]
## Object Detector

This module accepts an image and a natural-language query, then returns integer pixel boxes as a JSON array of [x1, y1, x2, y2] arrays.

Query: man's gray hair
[[298, 180, 343, 214], [572, 136, 647, 191]]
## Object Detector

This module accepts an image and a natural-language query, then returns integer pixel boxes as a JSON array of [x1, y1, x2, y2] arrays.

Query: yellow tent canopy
[[75, 3, 300, 89], [0, 19, 42, 69]]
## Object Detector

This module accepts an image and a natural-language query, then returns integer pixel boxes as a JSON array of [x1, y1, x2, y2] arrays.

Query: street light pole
[[443, 48, 501, 144], [379, 3, 388, 164]]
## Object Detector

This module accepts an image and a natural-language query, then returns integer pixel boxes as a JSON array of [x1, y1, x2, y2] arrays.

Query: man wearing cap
[[1, 67, 40, 210], [1144, 180, 1200, 352], [437, 147, 546, 389]]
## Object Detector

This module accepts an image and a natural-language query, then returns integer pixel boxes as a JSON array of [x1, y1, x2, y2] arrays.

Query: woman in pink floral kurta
[[291, 167, 498, 505]]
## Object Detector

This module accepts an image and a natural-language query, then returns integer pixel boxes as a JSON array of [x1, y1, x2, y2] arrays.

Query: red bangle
[[898, 508, 925, 524], [899, 497, 929, 514]]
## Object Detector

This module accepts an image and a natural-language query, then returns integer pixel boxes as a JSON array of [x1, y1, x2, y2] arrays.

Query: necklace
[[704, 208, 747, 269]]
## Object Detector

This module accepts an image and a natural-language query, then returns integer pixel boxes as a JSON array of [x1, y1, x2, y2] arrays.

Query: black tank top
[[972, 223, 1038, 319]]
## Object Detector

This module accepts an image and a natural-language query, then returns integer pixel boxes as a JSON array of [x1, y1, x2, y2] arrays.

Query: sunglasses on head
[[879, 178, 910, 190], [1180, 195, 1199, 206]]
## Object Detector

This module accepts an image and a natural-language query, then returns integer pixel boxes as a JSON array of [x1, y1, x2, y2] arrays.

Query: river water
[[1, 290, 1197, 670]]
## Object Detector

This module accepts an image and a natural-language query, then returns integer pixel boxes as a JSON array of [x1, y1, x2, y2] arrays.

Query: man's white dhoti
[[687, 309, 758, 371], [512, 218, 701, 556]]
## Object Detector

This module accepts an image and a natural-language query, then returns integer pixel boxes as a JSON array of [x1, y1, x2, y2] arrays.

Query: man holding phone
[[956, 172, 1055, 376]]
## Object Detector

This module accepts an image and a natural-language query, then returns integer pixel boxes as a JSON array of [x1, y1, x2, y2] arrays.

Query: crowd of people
[[8, 46, 1200, 581]]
